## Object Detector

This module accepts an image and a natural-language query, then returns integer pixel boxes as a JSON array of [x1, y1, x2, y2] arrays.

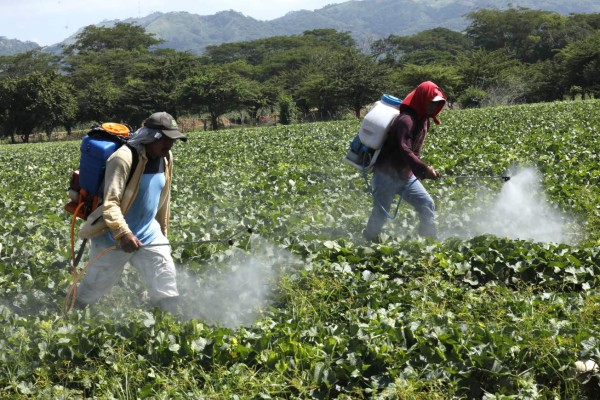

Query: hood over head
[[400, 81, 447, 124], [127, 127, 164, 152]]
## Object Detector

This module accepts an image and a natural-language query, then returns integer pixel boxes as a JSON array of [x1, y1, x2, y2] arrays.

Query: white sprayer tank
[[342, 94, 402, 171], [358, 94, 401, 150]]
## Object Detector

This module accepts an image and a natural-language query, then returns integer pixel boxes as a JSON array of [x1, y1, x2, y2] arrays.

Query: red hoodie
[[375, 81, 446, 179]]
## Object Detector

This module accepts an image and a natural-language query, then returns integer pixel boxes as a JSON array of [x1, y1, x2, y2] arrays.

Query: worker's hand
[[119, 232, 142, 253], [424, 166, 441, 180]]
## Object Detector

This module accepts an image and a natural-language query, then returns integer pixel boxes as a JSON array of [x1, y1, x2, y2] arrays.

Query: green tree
[[75, 76, 121, 124], [328, 50, 390, 118], [117, 49, 202, 126], [457, 86, 487, 109], [0, 78, 16, 140], [62, 22, 163, 55], [295, 66, 340, 120], [242, 80, 280, 124], [371, 28, 472, 66], [0, 50, 60, 78], [63, 23, 168, 125], [556, 31, 600, 98], [40, 76, 78, 138], [277, 93, 297, 125], [292, 49, 389, 120], [259, 47, 322, 85], [393, 64, 461, 104], [301, 28, 356, 49], [464, 8, 594, 64], [203, 41, 267, 65], [521, 60, 564, 102], [456, 48, 527, 103], [178, 66, 258, 130], [205, 59, 279, 124], [2, 72, 77, 143], [65, 48, 152, 90], [201, 29, 361, 122], [275, 67, 313, 116], [203, 29, 356, 82], [570, 12, 600, 31]]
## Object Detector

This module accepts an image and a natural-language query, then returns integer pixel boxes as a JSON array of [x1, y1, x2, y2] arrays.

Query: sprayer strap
[[123, 144, 139, 187]]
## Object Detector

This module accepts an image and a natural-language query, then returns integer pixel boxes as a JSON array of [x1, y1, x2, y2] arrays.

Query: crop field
[[0, 99, 599, 398]]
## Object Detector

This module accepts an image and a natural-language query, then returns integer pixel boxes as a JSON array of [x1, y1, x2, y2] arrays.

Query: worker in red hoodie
[[364, 81, 446, 241]]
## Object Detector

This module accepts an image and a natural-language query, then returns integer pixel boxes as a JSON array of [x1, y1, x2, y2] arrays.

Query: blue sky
[[1, 0, 349, 46]]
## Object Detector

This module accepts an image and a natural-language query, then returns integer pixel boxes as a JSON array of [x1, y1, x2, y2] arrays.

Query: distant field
[[0, 99, 599, 398]]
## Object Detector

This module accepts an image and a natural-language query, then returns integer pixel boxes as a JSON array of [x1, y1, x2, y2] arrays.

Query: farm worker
[[74, 111, 187, 313], [363, 81, 446, 241]]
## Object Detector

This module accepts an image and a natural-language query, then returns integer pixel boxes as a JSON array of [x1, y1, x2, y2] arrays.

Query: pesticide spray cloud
[[441, 167, 573, 244], [176, 236, 300, 329]]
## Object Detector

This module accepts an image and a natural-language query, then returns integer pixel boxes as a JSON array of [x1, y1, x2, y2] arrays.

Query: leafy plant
[[0, 100, 598, 398]]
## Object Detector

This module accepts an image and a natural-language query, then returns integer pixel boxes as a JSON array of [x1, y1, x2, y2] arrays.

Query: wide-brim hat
[[144, 111, 187, 141]]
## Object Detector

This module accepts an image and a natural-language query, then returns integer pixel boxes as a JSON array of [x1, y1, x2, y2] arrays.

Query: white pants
[[76, 233, 179, 306]]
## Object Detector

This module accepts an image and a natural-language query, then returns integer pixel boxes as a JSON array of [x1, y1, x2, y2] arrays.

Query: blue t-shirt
[[101, 157, 166, 246]]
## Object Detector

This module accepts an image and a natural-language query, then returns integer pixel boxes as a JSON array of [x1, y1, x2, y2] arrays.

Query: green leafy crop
[[0, 100, 598, 398]]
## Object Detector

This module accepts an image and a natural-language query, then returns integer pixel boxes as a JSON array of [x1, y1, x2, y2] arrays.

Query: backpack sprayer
[[65, 122, 132, 221], [343, 94, 401, 172], [65, 123, 133, 286], [64, 122, 132, 312]]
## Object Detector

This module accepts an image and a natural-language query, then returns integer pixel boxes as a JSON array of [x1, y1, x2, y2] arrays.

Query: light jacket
[[78, 145, 173, 240]]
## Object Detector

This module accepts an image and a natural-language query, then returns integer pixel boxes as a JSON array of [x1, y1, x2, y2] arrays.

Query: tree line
[[1, 7, 599, 143]]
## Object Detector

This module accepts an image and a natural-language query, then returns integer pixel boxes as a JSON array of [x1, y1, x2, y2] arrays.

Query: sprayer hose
[[69, 202, 85, 267], [64, 245, 117, 313]]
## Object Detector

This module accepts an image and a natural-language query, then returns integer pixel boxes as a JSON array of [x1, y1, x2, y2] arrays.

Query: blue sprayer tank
[[343, 94, 401, 171], [78, 135, 120, 196], [65, 122, 130, 221]]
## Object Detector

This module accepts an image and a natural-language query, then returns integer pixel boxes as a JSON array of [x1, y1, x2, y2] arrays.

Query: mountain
[[3, 0, 600, 56], [0, 36, 41, 55]]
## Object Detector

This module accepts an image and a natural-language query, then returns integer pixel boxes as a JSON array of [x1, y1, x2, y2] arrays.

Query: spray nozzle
[[502, 176, 511, 182], [224, 226, 253, 246]]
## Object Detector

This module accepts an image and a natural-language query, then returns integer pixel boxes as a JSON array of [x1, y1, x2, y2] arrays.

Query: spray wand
[[143, 226, 254, 248], [443, 175, 511, 182], [65, 226, 254, 312]]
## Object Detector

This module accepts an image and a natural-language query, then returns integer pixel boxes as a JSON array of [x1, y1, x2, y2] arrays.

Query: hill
[[3, 0, 600, 55], [0, 36, 40, 55]]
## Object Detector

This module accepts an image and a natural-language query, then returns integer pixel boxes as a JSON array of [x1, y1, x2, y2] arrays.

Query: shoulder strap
[[125, 144, 139, 186]]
